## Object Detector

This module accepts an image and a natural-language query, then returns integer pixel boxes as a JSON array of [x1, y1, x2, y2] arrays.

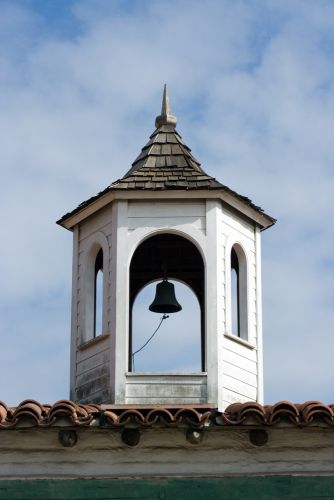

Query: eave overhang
[[57, 188, 276, 232], [57, 87, 276, 232]]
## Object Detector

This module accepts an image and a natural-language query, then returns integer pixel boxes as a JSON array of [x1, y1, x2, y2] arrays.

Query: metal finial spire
[[155, 84, 177, 128], [161, 83, 170, 115]]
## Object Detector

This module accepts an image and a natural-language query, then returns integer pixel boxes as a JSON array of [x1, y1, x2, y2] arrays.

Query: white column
[[205, 200, 220, 406], [255, 226, 264, 404], [69, 225, 79, 400], [112, 200, 129, 403]]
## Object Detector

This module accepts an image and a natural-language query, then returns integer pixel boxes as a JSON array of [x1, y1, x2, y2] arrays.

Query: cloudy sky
[[1, 0, 333, 406]]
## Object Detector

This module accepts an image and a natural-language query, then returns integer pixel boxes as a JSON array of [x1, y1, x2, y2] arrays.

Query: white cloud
[[0, 0, 333, 405]]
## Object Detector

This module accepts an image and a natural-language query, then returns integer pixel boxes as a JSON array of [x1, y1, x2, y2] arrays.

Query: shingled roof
[[57, 86, 276, 228], [111, 86, 222, 190], [111, 125, 222, 190]]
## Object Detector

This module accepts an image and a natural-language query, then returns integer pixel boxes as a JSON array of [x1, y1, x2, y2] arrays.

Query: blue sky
[[1, 0, 333, 405]]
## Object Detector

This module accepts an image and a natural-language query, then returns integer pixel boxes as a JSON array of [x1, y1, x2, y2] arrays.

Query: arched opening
[[129, 233, 205, 372], [231, 245, 248, 340], [94, 248, 103, 337], [231, 248, 239, 336], [132, 280, 201, 372], [84, 246, 104, 342]]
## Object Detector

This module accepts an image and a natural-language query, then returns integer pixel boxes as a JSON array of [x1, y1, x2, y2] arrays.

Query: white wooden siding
[[75, 339, 112, 403], [223, 375, 257, 400], [223, 336, 257, 361], [125, 374, 207, 404], [128, 201, 206, 233], [221, 209, 254, 240], [128, 201, 206, 217], [223, 348, 257, 374], [222, 388, 255, 405], [71, 204, 114, 403], [76, 339, 110, 364], [218, 204, 260, 409], [221, 337, 258, 406], [69, 196, 263, 408], [222, 362, 257, 386], [79, 208, 114, 241], [128, 216, 205, 231]]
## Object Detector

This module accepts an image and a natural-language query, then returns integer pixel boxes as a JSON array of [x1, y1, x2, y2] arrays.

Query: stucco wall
[[1, 425, 333, 479]]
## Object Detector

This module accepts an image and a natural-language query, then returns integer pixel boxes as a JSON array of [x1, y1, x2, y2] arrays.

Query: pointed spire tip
[[155, 84, 177, 129]]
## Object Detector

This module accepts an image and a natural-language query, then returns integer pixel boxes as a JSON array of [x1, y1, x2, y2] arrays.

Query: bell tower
[[58, 86, 275, 410]]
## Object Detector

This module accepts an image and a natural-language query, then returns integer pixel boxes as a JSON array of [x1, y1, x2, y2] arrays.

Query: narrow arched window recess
[[231, 248, 239, 336], [231, 245, 248, 340], [94, 249, 103, 337]]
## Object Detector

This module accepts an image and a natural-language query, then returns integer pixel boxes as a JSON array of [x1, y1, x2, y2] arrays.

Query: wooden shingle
[[57, 88, 276, 228], [112, 104, 224, 191]]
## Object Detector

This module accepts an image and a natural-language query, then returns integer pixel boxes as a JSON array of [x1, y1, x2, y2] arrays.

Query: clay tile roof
[[101, 404, 213, 428], [0, 400, 99, 429], [220, 401, 334, 426], [1, 400, 334, 430]]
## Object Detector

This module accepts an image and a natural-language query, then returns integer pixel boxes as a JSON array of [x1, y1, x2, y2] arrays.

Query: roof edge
[[0, 399, 332, 429], [57, 188, 276, 231]]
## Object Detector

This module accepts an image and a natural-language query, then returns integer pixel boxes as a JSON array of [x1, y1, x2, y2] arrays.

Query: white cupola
[[58, 86, 275, 410]]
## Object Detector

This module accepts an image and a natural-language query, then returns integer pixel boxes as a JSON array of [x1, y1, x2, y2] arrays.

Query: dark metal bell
[[149, 280, 182, 314]]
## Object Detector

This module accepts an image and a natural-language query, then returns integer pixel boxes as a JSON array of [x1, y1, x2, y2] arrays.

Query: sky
[[0, 0, 333, 406]]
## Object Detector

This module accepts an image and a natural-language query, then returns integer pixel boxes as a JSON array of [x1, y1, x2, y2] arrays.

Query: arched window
[[94, 249, 103, 337], [129, 233, 205, 372], [231, 245, 248, 340], [84, 246, 104, 343], [231, 248, 239, 336]]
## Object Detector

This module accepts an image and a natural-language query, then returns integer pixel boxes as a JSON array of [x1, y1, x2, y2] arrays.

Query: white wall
[[70, 197, 263, 407], [218, 207, 261, 409], [125, 374, 207, 404], [115, 200, 208, 404], [71, 206, 114, 403]]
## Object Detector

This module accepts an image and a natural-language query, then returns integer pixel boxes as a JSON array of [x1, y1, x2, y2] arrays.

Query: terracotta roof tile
[[0, 400, 98, 429], [221, 401, 334, 426], [1, 400, 333, 430]]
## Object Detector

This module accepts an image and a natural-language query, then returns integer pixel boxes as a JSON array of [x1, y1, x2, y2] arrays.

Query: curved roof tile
[[1, 400, 333, 429]]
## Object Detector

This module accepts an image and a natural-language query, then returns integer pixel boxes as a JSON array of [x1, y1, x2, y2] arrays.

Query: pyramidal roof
[[58, 86, 276, 229], [111, 85, 222, 190]]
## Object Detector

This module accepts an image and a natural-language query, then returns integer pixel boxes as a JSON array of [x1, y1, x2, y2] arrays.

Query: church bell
[[149, 280, 182, 314]]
